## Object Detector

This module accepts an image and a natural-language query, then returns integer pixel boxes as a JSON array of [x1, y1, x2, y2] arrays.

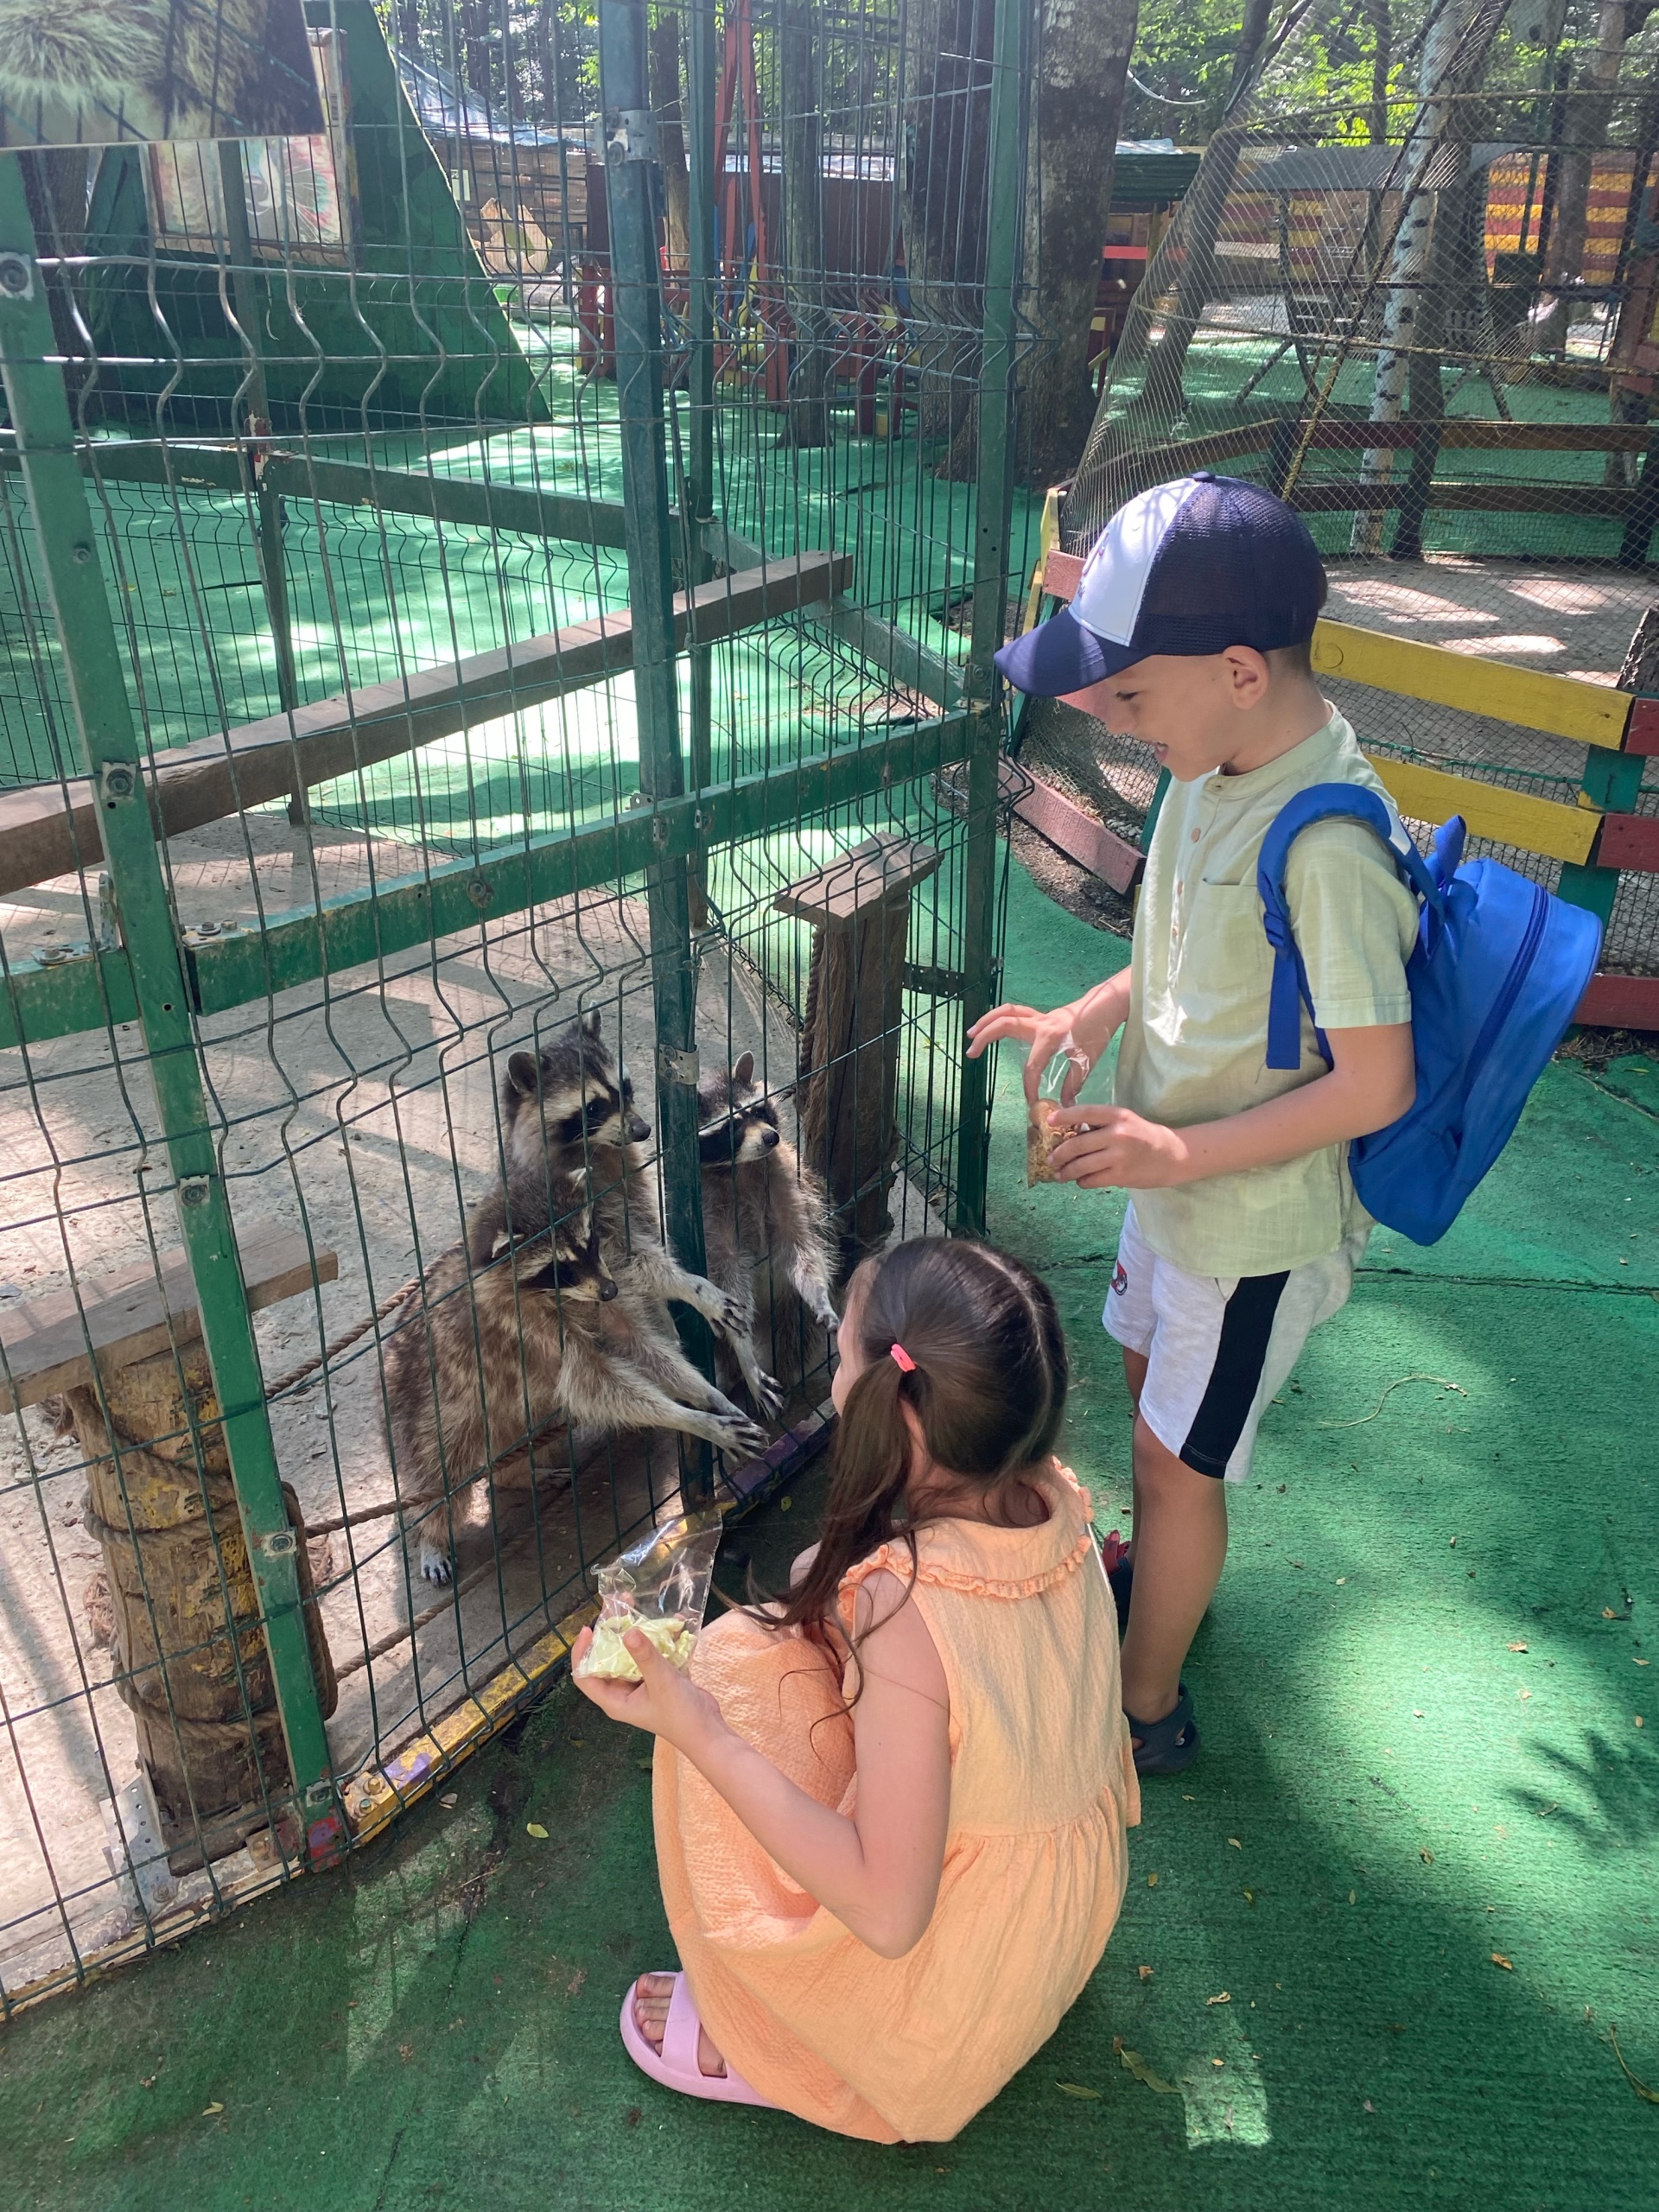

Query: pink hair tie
[[890, 1342, 917, 1373]]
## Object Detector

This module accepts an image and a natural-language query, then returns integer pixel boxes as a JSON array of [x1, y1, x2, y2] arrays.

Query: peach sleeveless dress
[[651, 1465, 1140, 2142]]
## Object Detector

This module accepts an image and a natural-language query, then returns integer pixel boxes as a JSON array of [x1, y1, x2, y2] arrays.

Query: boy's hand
[[571, 1624, 726, 1757], [966, 1001, 1084, 1105], [1046, 1106, 1192, 1190]]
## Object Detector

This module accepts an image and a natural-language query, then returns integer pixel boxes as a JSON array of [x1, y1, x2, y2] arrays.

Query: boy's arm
[[966, 966, 1133, 1104], [1046, 1020, 1414, 1190]]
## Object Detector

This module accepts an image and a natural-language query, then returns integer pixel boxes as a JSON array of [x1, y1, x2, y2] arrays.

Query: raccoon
[[697, 1051, 840, 1405], [475, 1011, 783, 1416], [387, 1176, 768, 1586]]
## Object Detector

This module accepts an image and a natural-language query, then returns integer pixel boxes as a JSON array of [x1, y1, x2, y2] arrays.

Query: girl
[[572, 1237, 1139, 2142]]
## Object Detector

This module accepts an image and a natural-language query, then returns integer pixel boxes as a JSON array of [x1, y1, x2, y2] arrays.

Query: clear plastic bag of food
[[574, 1506, 723, 1682], [1027, 1033, 1093, 1185]]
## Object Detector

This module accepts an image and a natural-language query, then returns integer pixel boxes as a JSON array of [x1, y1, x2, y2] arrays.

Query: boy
[[968, 474, 1418, 1776]]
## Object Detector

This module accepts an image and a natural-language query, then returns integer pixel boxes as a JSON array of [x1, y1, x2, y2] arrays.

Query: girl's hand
[[1046, 1106, 1193, 1190], [571, 1624, 727, 1757]]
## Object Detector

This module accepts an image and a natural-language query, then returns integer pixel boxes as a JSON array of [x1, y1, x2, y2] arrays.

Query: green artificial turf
[[3, 855, 1656, 2211]]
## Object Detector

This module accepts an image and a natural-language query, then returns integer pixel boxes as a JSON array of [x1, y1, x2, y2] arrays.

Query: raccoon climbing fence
[[0, 0, 1037, 2010]]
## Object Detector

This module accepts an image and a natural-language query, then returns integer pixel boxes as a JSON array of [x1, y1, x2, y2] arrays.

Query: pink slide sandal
[[619, 1973, 776, 2107]]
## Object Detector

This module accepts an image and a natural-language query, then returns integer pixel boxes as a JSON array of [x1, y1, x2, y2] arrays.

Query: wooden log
[[779, 835, 942, 1275], [1575, 971, 1659, 1027], [1000, 759, 1145, 894], [1598, 812, 1659, 873], [0, 550, 849, 900], [21, 1229, 339, 1869]]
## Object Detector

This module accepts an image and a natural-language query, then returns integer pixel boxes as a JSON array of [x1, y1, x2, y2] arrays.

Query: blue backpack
[[1256, 784, 1603, 1246]]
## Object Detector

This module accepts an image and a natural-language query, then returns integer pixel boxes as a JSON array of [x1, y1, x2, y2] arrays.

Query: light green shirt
[[1114, 710, 1418, 1276]]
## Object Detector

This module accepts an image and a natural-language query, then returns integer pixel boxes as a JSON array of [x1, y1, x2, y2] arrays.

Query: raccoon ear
[[506, 1051, 540, 1096], [732, 1051, 755, 1087], [579, 1008, 603, 1039]]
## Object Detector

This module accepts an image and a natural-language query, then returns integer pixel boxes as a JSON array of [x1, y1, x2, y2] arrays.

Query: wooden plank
[[1295, 480, 1641, 518], [0, 1227, 339, 1414], [774, 832, 942, 925], [1044, 550, 1085, 602], [1597, 812, 1659, 874], [1291, 418, 1659, 454], [1363, 754, 1601, 865], [1575, 971, 1659, 1028], [0, 551, 849, 899], [1001, 759, 1144, 893], [1315, 620, 1633, 752], [1627, 698, 1659, 756], [263, 454, 629, 549]]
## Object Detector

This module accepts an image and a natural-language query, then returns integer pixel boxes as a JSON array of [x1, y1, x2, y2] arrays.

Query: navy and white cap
[[995, 473, 1327, 697]]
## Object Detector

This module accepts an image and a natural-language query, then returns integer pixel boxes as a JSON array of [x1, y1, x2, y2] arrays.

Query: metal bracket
[[177, 1175, 212, 1210], [259, 1529, 298, 1560], [658, 1045, 699, 1086], [0, 251, 34, 304], [98, 760, 138, 806], [605, 107, 659, 166], [466, 874, 495, 912]]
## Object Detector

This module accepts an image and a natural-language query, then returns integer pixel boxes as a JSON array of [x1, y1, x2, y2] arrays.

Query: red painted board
[[1598, 812, 1659, 873], [1005, 765, 1145, 894], [1627, 696, 1659, 755], [1575, 971, 1659, 1028], [1044, 550, 1085, 602]]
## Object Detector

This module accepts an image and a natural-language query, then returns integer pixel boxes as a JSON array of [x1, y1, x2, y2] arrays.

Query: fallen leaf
[[1147, 1872, 1159, 1887], [525, 1821, 549, 1839], [1637, 1717, 1645, 1728], [1491, 1953, 1514, 1972], [1211, 2057, 1225, 2069], [1243, 1888, 1255, 1904], [1227, 1837, 1242, 1849], [1421, 1849, 1434, 1863], [201, 2102, 224, 2116], [566, 1967, 588, 1998], [1414, 1709, 1425, 1718], [1138, 1965, 1154, 1980], [779, 1496, 793, 1512], [1507, 1643, 1529, 1653], [1114, 2039, 1178, 2095], [1288, 1559, 1306, 1568], [1205, 1992, 1232, 2005], [1519, 1689, 1532, 1701], [1637, 1659, 1650, 1667], [1605, 1607, 1618, 1618], [1056, 2081, 1102, 2099], [1610, 2025, 1659, 2107], [397, 2044, 413, 2063], [438, 1791, 458, 1809], [1363, 2099, 1376, 2113], [1449, 1536, 1458, 1548], [1336, 1576, 1348, 1586], [1349, 1890, 1357, 1904]]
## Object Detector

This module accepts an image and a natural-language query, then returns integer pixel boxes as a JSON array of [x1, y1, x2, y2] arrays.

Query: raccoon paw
[[717, 1414, 771, 1461], [810, 1297, 841, 1332], [419, 1545, 454, 1586], [753, 1370, 786, 1420]]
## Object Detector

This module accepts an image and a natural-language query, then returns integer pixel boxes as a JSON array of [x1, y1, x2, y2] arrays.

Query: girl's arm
[[573, 1570, 950, 1960]]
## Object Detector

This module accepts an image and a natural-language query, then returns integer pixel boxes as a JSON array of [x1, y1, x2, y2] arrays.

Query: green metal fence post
[[598, 0, 717, 1496], [684, 0, 719, 927], [0, 157, 340, 1856], [953, 0, 1027, 1237]]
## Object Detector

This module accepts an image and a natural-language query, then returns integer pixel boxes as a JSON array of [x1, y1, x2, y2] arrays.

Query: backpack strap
[[1255, 783, 1443, 1072]]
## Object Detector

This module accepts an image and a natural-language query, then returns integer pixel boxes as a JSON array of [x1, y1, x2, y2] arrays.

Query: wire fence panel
[[0, 0, 1039, 2009]]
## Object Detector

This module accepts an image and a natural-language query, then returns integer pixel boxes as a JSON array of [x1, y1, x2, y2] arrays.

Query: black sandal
[[1126, 1682, 1200, 1777]]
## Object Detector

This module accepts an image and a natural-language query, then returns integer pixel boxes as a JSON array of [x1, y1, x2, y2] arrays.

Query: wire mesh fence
[[1027, 82, 1659, 979], [0, 0, 1040, 2009]]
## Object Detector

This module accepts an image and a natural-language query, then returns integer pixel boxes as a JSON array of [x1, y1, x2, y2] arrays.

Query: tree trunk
[[649, 6, 690, 275], [779, 0, 830, 443], [1351, 0, 1510, 556], [1011, 0, 1141, 488], [898, 0, 995, 446], [1535, 0, 1651, 354], [1133, 0, 1275, 423]]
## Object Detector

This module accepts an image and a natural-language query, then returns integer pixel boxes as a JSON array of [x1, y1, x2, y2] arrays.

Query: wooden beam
[[0, 1226, 339, 1414], [1294, 480, 1643, 518], [1575, 971, 1659, 1029], [1597, 812, 1659, 874], [1363, 756, 1601, 865], [1001, 759, 1144, 893], [0, 551, 849, 899], [1626, 698, 1659, 756], [1314, 621, 1633, 751]]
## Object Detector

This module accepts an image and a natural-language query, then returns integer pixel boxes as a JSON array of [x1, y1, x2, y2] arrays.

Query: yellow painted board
[[1314, 619, 1631, 751], [1363, 753, 1601, 864]]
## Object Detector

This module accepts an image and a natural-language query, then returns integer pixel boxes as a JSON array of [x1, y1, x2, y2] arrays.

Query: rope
[[263, 1270, 424, 1401]]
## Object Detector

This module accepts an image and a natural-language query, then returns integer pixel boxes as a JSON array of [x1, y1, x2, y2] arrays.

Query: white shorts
[[1102, 1204, 1369, 1484]]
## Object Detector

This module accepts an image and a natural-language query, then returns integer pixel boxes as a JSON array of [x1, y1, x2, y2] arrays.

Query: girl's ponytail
[[760, 1238, 1068, 1677]]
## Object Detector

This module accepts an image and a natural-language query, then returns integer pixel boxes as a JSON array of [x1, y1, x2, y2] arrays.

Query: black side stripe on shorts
[[1179, 1271, 1291, 1478]]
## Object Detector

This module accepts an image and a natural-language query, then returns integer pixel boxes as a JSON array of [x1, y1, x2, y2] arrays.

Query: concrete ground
[[1, 854, 1656, 2212]]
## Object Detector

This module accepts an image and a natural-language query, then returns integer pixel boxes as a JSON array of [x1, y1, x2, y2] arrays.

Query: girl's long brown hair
[[764, 1238, 1068, 1671]]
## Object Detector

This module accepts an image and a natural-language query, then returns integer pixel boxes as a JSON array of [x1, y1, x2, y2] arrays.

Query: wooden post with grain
[[777, 835, 942, 1279]]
